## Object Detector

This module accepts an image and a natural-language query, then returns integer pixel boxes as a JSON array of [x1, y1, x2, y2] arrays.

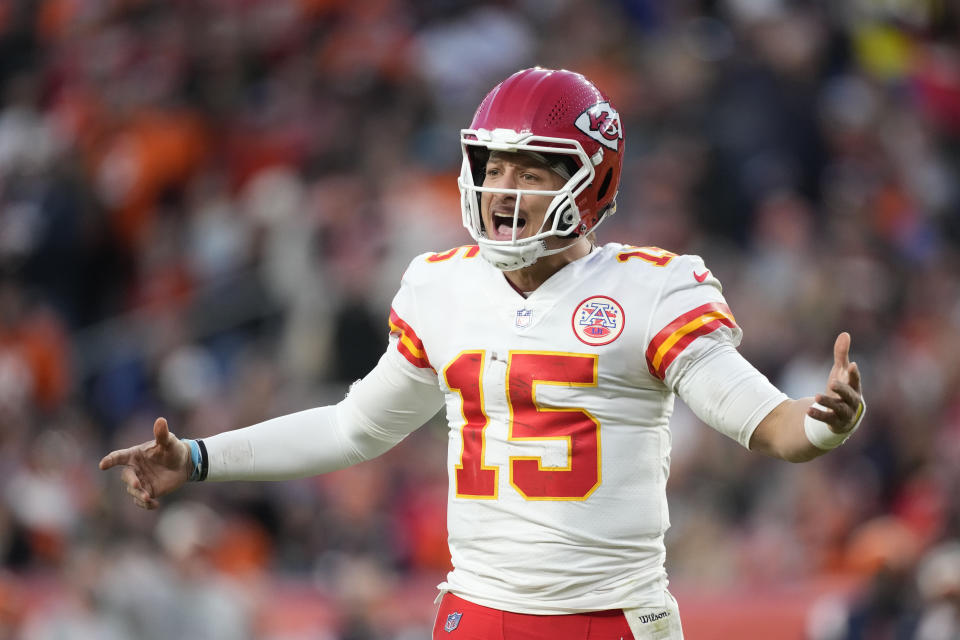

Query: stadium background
[[1, 0, 959, 638]]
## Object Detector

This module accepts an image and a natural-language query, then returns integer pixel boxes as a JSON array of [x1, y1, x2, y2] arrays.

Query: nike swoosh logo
[[694, 270, 710, 282]]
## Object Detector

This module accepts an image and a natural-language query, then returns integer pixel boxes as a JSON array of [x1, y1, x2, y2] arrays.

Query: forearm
[[748, 397, 824, 463], [203, 404, 374, 481], [202, 352, 444, 481]]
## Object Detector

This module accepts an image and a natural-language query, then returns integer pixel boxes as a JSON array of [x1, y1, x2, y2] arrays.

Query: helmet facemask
[[458, 129, 597, 271]]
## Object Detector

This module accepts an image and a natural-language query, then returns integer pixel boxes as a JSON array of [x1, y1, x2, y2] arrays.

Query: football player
[[101, 68, 864, 640]]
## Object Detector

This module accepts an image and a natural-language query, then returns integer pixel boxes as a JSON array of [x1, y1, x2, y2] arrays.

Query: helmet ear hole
[[596, 168, 613, 201]]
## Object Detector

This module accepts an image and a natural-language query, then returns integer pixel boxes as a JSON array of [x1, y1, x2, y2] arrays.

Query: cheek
[[479, 191, 493, 214], [527, 195, 553, 226]]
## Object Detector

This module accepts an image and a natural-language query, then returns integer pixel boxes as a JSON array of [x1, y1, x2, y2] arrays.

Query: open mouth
[[492, 212, 526, 239]]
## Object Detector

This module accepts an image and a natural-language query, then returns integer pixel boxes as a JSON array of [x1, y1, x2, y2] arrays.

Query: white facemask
[[458, 129, 596, 271]]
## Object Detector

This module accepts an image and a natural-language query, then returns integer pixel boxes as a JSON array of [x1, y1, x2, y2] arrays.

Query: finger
[[833, 332, 851, 370], [133, 496, 159, 510], [121, 468, 154, 501], [126, 482, 147, 500], [849, 362, 861, 393], [827, 381, 860, 407], [120, 467, 142, 490], [807, 404, 837, 425], [99, 448, 133, 471], [154, 417, 170, 447], [815, 394, 855, 423], [808, 403, 853, 430]]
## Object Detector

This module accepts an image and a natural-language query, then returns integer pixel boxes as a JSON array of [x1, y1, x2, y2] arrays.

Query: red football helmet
[[459, 67, 624, 270]]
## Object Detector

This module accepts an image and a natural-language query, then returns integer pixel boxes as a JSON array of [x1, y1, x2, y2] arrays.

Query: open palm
[[99, 417, 190, 509]]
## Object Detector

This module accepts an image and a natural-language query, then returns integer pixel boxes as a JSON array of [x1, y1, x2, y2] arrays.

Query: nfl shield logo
[[515, 309, 532, 328], [444, 612, 463, 632]]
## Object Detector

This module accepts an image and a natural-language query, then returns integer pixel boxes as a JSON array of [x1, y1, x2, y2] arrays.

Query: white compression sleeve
[[675, 343, 788, 449], [203, 353, 445, 481]]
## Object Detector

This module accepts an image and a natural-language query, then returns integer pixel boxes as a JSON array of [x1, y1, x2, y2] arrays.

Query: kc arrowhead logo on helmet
[[574, 102, 622, 151]]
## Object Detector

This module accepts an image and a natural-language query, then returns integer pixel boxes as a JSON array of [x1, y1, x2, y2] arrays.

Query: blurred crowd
[[0, 0, 959, 638]]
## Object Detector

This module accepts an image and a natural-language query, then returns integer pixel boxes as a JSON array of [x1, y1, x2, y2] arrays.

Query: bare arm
[[749, 332, 864, 462]]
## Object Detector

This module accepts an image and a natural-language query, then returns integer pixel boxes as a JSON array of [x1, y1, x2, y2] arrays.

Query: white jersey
[[387, 242, 750, 614]]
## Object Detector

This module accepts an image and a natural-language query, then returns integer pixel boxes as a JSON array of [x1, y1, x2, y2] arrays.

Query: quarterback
[[101, 68, 864, 640]]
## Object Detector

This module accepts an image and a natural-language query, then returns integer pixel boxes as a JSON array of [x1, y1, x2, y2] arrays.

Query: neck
[[503, 238, 593, 293]]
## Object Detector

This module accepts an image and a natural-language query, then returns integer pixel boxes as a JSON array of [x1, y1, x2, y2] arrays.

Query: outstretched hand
[[808, 332, 863, 434], [99, 417, 191, 510]]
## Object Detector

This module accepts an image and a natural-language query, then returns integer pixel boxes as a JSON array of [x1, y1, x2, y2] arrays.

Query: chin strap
[[477, 236, 588, 271], [476, 241, 545, 271]]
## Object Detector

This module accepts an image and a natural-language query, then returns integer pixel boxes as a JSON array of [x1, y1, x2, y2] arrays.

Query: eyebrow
[[486, 153, 550, 170]]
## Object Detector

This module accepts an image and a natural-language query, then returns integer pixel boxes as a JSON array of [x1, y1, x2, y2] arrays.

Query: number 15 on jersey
[[444, 351, 602, 501]]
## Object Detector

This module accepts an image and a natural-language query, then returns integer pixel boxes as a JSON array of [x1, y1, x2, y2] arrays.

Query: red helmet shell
[[467, 68, 624, 234]]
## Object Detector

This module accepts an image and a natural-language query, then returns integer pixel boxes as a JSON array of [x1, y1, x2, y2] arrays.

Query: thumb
[[154, 417, 171, 447]]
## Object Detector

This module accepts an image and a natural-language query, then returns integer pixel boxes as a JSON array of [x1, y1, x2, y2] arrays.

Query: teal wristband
[[184, 438, 202, 481]]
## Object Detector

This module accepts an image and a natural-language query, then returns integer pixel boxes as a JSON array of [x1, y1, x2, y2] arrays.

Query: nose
[[500, 168, 519, 189], [489, 168, 519, 201]]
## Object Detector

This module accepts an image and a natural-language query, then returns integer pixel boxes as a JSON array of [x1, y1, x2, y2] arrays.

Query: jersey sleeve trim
[[389, 308, 433, 370], [425, 245, 479, 262], [645, 302, 737, 380]]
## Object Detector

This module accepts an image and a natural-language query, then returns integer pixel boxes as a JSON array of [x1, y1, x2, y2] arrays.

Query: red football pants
[[432, 593, 634, 640]]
